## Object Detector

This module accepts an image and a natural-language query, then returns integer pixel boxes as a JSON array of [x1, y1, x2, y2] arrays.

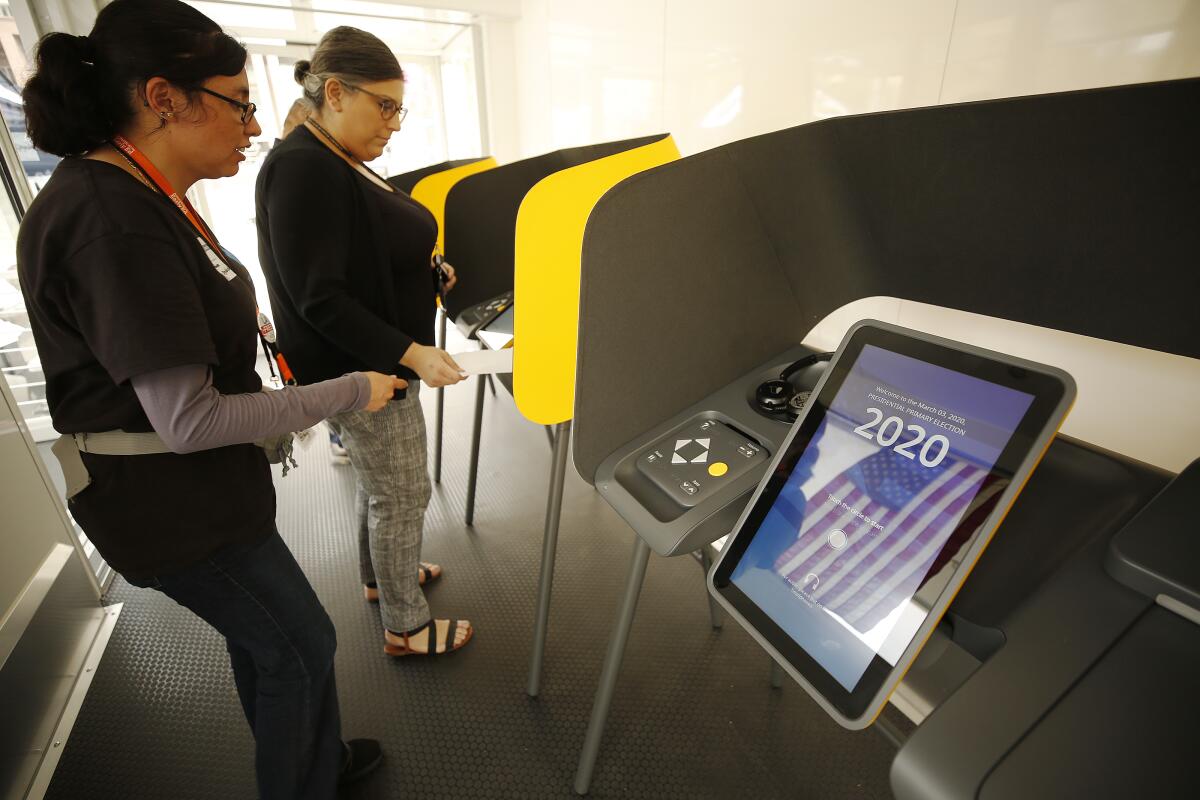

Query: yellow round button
[[708, 461, 729, 477]]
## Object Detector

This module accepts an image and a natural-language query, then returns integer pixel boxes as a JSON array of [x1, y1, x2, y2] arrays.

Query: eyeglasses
[[199, 87, 257, 125], [337, 78, 408, 123]]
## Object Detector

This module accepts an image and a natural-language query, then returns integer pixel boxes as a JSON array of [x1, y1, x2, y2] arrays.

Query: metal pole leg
[[770, 660, 785, 689], [574, 537, 652, 795], [874, 712, 907, 749], [434, 310, 448, 484], [544, 425, 555, 448], [698, 548, 723, 629], [486, 374, 498, 397], [527, 420, 572, 697], [464, 373, 486, 526]]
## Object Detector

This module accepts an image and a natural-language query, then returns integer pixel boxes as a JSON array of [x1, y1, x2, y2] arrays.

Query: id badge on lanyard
[[197, 237, 237, 282], [111, 135, 296, 385]]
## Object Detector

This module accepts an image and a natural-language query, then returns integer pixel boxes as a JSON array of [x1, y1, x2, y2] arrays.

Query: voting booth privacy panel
[[409, 157, 499, 256], [388, 157, 490, 195], [569, 78, 1200, 797], [441, 134, 680, 702], [440, 135, 667, 321], [574, 77, 1200, 485], [513, 134, 680, 425]]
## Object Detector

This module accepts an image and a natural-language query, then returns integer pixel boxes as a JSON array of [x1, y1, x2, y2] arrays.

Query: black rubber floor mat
[[45, 366, 898, 799]]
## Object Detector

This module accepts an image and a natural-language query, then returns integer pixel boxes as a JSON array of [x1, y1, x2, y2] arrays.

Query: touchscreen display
[[729, 344, 1034, 691]]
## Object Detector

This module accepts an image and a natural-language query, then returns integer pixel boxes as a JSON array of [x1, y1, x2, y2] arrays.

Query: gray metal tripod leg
[[698, 548, 723, 629], [544, 425, 555, 448], [434, 311, 447, 484], [770, 660, 785, 689], [573, 537, 652, 795], [486, 374, 497, 397], [464, 374, 486, 526], [527, 420, 572, 697]]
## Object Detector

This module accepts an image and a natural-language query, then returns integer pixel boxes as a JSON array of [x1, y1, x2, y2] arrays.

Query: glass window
[[0, 70, 109, 585], [0, 156, 42, 432], [441, 27, 484, 160], [0, 1, 50, 439], [0, 5, 59, 194]]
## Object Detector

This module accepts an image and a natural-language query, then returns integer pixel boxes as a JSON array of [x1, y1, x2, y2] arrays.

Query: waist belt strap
[[73, 430, 172, 455]]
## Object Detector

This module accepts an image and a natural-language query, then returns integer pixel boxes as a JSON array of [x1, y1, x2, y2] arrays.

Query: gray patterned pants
[[327, 385, 431, 632]]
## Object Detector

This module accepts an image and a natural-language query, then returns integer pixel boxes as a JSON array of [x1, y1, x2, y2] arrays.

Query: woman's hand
[[363, 372, 409, 411], [400, 343, 465, 388]]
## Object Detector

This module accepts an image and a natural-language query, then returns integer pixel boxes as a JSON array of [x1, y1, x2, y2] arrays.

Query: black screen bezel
[[712, 324, 1068, 719]]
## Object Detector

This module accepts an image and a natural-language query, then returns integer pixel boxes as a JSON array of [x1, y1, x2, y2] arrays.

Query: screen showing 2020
[[730, 344, 1034, 691]]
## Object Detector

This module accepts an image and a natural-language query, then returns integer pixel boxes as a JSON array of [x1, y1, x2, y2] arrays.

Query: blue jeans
[[127, 530, 344, 799]]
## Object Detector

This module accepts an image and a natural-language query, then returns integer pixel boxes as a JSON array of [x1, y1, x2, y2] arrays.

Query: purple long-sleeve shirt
[[130, 364, 370, 454]]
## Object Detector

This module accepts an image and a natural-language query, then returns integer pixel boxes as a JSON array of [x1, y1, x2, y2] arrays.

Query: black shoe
[[339, 738, 383, 785]]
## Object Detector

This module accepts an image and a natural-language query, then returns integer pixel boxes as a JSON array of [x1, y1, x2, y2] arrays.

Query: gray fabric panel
[[728, 78, 1200, 356], [573, 78, 1200, 483], [574, 149, 802, 482]]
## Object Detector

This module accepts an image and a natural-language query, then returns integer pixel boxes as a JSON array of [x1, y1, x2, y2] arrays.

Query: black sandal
[[383, 619, 473, 656], [363, 562, 441, 602], [417, 562, 442, 586]]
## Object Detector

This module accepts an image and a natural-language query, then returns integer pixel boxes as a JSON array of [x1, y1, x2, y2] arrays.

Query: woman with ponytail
[[256, 27, 474, 658], [17, 1, 392, 795]]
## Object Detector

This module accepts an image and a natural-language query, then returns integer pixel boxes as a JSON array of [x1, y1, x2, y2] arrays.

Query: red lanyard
[[110, 135, 296, 385]]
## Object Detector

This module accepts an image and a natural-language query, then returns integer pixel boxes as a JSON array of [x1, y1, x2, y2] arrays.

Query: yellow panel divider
[[514, 135, 680, 425], [411, 157, 498, 255]]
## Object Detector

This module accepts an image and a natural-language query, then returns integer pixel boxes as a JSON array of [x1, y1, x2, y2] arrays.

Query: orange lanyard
[[110, 135, 296, 385], [113, 135, 223, 253]]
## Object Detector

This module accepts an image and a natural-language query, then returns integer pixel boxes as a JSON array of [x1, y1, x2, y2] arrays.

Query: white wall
[[497, 0, 1200, 159], [941, 0, 1200, 102], [485, 0, 1200, 472], [661, 0, 956, 156]]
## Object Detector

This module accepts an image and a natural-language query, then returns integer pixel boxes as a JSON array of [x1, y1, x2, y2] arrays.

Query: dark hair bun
[[22, 32, 107, 156], [73, 34, 96, 62], [293, 60, 312, 84]]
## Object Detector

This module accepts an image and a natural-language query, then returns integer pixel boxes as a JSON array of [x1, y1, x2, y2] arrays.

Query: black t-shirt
[[255, 126, 439, 384], [16, 158, 275, 580]]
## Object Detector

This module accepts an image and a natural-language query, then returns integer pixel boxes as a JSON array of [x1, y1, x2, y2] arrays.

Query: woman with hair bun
[[17, 1, 394, 795], [256, 26, 474, 658]]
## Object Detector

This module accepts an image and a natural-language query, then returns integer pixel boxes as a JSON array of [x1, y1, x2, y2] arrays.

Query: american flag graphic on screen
[[771, 446, 1003, 634]]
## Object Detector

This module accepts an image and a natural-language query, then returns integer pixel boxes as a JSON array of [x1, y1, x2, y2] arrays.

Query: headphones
[[755, 352, 834, 420]]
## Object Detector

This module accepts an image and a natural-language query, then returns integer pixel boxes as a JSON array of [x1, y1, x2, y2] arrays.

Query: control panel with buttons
[[635, 418, 768, 508], [458, 290, 514, 336]]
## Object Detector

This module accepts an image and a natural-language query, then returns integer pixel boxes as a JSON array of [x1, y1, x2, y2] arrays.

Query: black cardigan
[[255, 126, 439, 384]]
